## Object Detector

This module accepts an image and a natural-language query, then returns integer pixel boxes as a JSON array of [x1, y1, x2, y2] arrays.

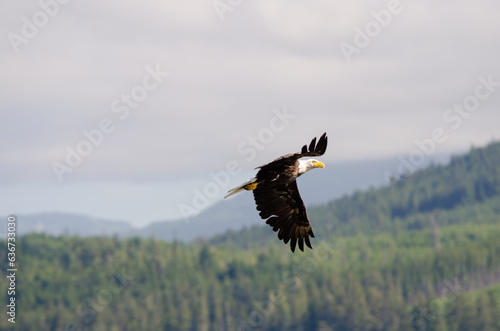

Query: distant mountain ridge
[[8, 212, 133, 237], [7, 153, 452, 241]]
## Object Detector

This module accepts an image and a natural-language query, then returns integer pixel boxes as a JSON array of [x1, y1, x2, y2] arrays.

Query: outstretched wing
[[298, 131, 328, 157], [257, 132, 328, 172], [253, 180, 314, 252]]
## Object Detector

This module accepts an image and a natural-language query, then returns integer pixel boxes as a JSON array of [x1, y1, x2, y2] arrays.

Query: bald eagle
[[225, 133, 328, 252]]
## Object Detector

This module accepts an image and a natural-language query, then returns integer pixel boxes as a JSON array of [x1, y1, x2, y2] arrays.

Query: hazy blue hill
[[13, 155, 442, 241], [9, 212, 133, 237], [135, 193, 260, 241]]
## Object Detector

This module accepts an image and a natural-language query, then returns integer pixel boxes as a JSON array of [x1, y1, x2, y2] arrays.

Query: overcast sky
[[1, 0, 499, 227]]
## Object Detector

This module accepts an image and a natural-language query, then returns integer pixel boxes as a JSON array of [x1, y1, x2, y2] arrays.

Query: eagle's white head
[[298, 158, 325, 175]]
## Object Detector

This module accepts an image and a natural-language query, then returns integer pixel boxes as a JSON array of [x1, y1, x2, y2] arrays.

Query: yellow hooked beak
[[313, 161, 325, 168]]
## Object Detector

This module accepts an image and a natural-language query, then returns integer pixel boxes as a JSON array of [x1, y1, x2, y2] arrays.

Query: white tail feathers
[[224, 177, 257, 198]]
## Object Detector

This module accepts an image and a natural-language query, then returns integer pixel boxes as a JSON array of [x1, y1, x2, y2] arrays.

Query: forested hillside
[[1, 225, 499, 330], [1, 141, 499, 330]]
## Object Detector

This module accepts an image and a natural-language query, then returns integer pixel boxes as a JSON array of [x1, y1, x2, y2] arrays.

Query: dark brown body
[[250, 133, 328, 252]]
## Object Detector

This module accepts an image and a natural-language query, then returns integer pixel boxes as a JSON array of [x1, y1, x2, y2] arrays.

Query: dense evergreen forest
[[2, 141, 500, 330]]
